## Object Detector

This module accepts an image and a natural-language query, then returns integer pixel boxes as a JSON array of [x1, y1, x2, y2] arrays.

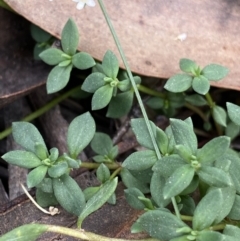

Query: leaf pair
[[39, 18, 95, 93], [82, 51, 141, 118], [165, 58, 229, 95]]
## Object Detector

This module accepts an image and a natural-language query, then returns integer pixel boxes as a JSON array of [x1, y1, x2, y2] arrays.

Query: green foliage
[[91, 132, 118, 163], [53, 174, 85, 216], [78, 177, 118, 227], [67, 112, 96, 159], [0, 224, 48, 241], [227, 102, 240, 126]]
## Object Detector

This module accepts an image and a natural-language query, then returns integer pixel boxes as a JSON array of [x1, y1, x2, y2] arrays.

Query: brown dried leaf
[[4, 0, 240, 90]]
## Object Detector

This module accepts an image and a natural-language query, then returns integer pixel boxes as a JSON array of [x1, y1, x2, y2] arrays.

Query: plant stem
[[47, 225, 160, 241], [137, 84, 166, 98], [184, 102, 208, 122], [180, 215, 193, 221], [80, 162, 120, 170], [0, 85, 82, 140], [110, 167, 122, 179], [97, 0, 181, 219], [209, 223, 226, 231], [205, 92, 222, 135]]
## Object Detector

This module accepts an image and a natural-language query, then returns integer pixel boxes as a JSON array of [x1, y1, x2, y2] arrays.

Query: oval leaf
[[107, 90, 134, 118], [81, 72, 105, 93], [102, 50, 119, 78], [27, 165, 48, 188], [170, 118, 198, 153], [192, 75, 210, 95], [61, 18, 79, 55], [197, 136, 230, 165], [0, 224, 48, 241], [12, 122, 47, 154], [227, 102, 240, 126], [179, 58, 198, 73], [136, 210, 188, 240], [164, 74, 193, 93], [92, 84, 113, 110], [90, 132, 113, 155], [122, 150, 157, 171], [46, 64, 72, 94], [163, 164, 195, 199], [131, 118, 157, 150], [39, 48, 66, 65], [72, 52, 95, 70], [212, 105, 227, 127], [48, 162, 68, 178], [2, 150, 41, 169], [53, 174, 85, 216], [202, 64, 229, 81], [67, 112, 96, 158], [197, 166, 233, 187], [78, 177, 118, 227]]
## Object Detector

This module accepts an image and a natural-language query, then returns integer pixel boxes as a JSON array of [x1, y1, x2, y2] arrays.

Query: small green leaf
[[36, 188, 58, 207], [202, 64, 229, 81], [163, 164, 195, 199], [83, 186, 100, 201], [39, 48, 67, 65], [118, 79, 131, 91], [107, 91, 134, 118], [180, 175, 199, 195], [212, 105, 227, 127], [197, 230, 224, 241], [46, 64, 72, 94], [92, 155, 108, 163], [12, 122, 47, 154], [227, 194, 240, 220], [179, 58, 198, 73], [63, 154, 80, 169], [146, 97, 164, 109], [48, 162, 68, 178], [124, 187, 145, 210], [164, 74, 193, 93], [72, 52, 95, 70], [107, 193, 116, 204], [223, 225, 240, 238], [156, 127, 169, 155], [37, 178, 53, 193], [197, 136, 230, 165], [31, 24, 51, 42], [131, 118, 156, 150], [175, 145, 193, 161], [61, 18, 79, 55], [92, 84, 113, 110], [96, 163, 110, 183], [2, 150, 41, 169], [192, 76, 210, 95], [49, 148, 59, 162], [102, 50, 119, 78], [227, 102, 240, 126], [122, 150, 157, 171], [193, 188, 229, 230], [185, 94, 207, 106], [81, 72, 106, 93], [91, 132, 113, 155], [197, 166, 232, 187], [153, 154, 186, 178], [150, 172, 171, 208], [0, 224, 48, 241], [120, 168, 149, 194], [27, 165, 48, 188], [58, 59, 71, 67], [67, 112, 96, 159], [170, 118, 198, 153], [53, 174, 85, 216], [34, 142, 48, 160], [108, 145, 118, 159], [33, 44, 49, 60], [136, 210, 189, 240], [226, 121, 240, 140], [78, 177, 118, 227], [179, 196, 195, 216]]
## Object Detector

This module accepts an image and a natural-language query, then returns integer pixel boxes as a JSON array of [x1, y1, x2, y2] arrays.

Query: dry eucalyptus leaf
[[4, 0, 240, 90]]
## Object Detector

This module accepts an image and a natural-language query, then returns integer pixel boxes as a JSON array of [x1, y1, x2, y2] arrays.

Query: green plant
[[1, 0, 240, 241]]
